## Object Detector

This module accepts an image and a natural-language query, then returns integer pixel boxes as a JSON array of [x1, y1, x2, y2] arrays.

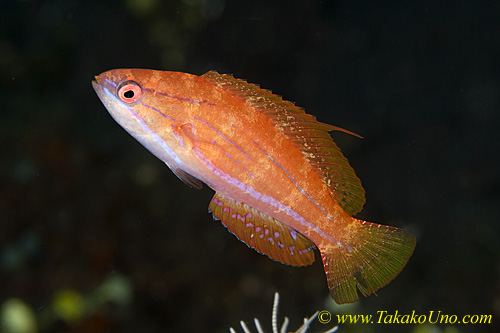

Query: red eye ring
[[117, 80, 142, 103]]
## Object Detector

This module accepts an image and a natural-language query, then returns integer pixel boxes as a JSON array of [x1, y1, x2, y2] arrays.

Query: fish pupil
[[124, 90, 135, 99]]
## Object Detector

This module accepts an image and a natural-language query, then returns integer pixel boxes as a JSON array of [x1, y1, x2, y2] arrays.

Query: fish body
[[92, 69, 416, 304]]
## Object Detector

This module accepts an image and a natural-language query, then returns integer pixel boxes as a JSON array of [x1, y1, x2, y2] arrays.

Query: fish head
[[93, 69, 175, 135], [93, 68, 204, 168]]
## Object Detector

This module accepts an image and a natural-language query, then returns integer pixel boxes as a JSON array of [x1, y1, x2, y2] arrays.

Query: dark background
[[1, 0, 499, 332]]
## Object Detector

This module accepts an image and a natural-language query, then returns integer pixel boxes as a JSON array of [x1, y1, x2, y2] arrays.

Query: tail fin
[[320, 219, 416, 304]]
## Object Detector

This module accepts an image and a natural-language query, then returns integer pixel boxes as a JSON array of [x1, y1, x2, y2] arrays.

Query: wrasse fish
[[92, 69, 416, 304]]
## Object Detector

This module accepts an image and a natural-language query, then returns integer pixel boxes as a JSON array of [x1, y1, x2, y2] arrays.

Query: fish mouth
[[92, 75, 102, 89], [92, 75, 113, 97], [92, 75, 111, 102], [92, 74, 120, 95], [92, 80, 103, 99]]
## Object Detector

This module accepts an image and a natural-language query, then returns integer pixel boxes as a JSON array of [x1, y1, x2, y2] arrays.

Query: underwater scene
[[1, 1, 499, 332]]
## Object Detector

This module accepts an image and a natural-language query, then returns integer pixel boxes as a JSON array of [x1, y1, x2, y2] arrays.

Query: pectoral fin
[[165, 123, 203, 189], [209, 192, 316, 266]]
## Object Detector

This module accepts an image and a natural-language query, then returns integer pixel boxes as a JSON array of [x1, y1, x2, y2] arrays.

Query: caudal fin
[[320, 219, 416, 304]]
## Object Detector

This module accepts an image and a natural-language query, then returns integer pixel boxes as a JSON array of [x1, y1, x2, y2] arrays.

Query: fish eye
[[117, 80, 142, 103]]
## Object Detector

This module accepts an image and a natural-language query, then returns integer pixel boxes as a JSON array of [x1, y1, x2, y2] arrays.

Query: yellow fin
[[319, 219, 416, 304], [202, 71, 365, 215]]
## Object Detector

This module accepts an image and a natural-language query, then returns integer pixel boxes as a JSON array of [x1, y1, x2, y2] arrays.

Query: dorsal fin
[[209, 192, 316, 266], [202, 71, 365, 215]]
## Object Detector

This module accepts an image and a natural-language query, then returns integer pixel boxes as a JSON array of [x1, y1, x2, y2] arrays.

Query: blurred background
[[1, 0, 499, 332]]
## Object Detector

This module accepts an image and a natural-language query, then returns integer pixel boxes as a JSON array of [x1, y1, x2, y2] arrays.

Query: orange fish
[[92, 69, 416, 304]]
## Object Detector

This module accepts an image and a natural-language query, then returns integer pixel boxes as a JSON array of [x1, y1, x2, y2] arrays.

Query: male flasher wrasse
[[92, 69, 416, 304]]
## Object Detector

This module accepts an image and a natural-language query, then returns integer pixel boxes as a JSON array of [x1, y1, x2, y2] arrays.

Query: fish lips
[[92, 74, 117, 100]]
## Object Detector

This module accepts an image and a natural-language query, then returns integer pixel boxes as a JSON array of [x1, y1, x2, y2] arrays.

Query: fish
[[92, 69, 416, 304]]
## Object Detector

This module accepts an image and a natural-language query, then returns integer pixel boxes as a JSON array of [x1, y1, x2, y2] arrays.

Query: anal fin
[[209, 193, 316, 266]]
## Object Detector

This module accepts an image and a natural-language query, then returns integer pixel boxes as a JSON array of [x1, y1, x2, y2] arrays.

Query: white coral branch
[[229, 292, 338, 333]]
